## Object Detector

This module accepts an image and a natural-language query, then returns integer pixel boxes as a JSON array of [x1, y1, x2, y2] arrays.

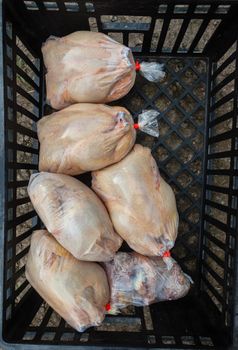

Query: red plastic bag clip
[[105, 303, 111, 311], [135, 60, 141, 71], [163, 250, 171, 258]]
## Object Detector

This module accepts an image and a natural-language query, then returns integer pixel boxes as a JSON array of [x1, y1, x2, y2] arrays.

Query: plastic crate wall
[[0, 1, 238, 349]]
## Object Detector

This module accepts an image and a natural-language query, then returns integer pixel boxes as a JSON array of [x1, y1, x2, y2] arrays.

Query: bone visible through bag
[[26, 230, 110, 331], [27, 172, 122, 261], [104, 252, 191, 313], [37, 103, 136, 175], [92, 144, 179, 256]]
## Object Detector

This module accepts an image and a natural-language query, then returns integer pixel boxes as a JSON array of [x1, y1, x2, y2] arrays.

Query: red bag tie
[[135, 60, 141, 71], [163, 250, 171, 258], [105, 303, 111, 311], [133, 110, 159, 137]]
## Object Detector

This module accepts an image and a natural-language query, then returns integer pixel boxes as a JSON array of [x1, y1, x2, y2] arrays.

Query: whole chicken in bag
[[92, 144, 179, 256], [42, 31, 165, 109], [38, 104, 160, 175], [104, 252, 191, 314], [26, 230, 110, 331], [28, 172, 122, 261]]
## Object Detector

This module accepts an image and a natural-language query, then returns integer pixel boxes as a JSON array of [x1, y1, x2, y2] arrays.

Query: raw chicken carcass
[[26, 230, 110, 331], [104, 252, 191, 313], [92, 144, 179, 256], [38, 103, 136, 175], [42, 31, 136, 109], [28, 172, 122, 261]]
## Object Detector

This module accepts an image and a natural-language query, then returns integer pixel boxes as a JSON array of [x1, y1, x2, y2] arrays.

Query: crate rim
[[0, 0, 6, 348], [0, 1, 238, 349]]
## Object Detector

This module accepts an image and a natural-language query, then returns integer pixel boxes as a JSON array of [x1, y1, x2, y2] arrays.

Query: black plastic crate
[[0, 1, 238, 349]]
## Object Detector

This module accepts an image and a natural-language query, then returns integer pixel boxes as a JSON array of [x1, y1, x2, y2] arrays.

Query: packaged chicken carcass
[[28, 172, 122, 261], [42, 31, 165, 109], [38, 103, 135, 175], [26, 230, 110, 331], [38, 104, 160, 175], [92, 144, 179, 256], [104, 252, 191, 314]]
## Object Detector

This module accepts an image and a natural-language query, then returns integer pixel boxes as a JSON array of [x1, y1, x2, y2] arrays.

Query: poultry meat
[[28, 172, 122, 261], [26, 230, 110, 331], [104, 252, 191, 313], [38, 103, 136, 175], [42, 31, 136, 109], [92, 144, 179, 256]]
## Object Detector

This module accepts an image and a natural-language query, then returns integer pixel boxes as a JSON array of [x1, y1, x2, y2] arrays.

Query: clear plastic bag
[[113, 109, 159, 138], [42, 31, 136, 109], [92, 144, 179, 257], [103, 252, 191, 314], [137, 61, 165, 82], [28, 172, 122, 261], [26, 230, 110, 332], [38, 103, 136, 175], [136, 109, 159, 137]]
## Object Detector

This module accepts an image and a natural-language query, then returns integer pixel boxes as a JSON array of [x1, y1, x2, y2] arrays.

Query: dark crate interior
[[1, 1, 238, 349]]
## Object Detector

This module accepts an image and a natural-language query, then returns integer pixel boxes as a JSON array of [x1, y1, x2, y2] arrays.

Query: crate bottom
[[5, 56, 229, 349], [4, 290, 229, 349]]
